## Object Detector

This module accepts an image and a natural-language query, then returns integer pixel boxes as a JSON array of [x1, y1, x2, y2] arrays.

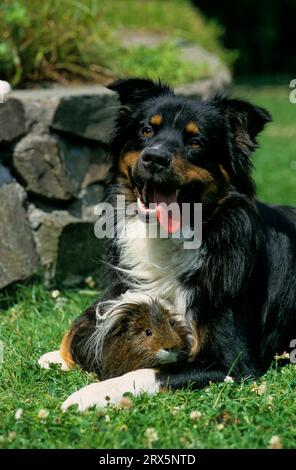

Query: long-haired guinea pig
[[99, 298, 199, 380]]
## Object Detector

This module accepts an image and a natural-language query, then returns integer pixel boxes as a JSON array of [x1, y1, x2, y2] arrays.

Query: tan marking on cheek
[[185, 166, 214, 184], [60, 330, 76, 369], [119, 150, 141, 178], [219, 164, 230, 183], [172, 155, 214, 185], [185, 121, 200, 134], [150, 114, 163, 126], [117, 178, 137, 203]]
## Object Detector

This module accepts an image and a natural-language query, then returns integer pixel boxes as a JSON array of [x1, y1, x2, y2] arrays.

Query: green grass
[[1, 85, 296, 449], [1, 283, 296, 449], [0, 0, 233, 87]]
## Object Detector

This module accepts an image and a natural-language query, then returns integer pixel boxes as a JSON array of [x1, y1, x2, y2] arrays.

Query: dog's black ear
[[220, 97, 272, 153], [107, 78, 173, 106], [215, 97, 272, 196]]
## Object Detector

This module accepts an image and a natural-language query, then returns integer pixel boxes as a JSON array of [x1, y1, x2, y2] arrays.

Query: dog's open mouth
[[134, 182, 181, 234]]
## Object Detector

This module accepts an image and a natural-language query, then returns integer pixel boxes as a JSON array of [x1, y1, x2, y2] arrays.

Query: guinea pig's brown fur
[[100, 299, 195, 380]]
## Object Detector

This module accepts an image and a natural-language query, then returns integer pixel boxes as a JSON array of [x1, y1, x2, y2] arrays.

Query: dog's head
[[108, 78, 271, 229]]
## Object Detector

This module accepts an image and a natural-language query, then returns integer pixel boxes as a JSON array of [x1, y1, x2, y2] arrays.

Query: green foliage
[[0, 0, 233, 86]]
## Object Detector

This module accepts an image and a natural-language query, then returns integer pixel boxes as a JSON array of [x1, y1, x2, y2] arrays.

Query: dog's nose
[[141, 149, 171, 169]]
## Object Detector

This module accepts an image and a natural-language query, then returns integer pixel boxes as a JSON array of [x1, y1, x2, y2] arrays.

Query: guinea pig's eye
[[189, 137, 201, 149], [142, 126, 153, 137], [145, 329, 153, 336]]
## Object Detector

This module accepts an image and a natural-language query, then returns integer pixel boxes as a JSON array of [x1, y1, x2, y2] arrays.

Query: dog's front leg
[[61, 362, 228, 412], [61, 369, 159, 412]]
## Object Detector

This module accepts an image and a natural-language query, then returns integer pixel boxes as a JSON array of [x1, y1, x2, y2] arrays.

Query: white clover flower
[[145, 427, 158, 447], [171, 406, 180, 416], [38, 409, 49, 419], [216, 423, 225, 431], [14, 408, 23, 420], [267, 395, 273, 407], [224, 375, 234, 383], [268, 435, 282, 449], [51, 290, 60, 299], [190, 410, 202, 421]]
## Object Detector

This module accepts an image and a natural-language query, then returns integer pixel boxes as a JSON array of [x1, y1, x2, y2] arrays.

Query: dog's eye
[[142, 126, 153, 137], [189, 137, 201, 149], [145, 329, 153, 336]]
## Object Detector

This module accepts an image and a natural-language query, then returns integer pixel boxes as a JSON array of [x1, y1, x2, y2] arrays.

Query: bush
[[0, 0, 234, 87]]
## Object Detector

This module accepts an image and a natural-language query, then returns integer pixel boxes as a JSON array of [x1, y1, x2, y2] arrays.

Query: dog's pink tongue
[[154, 187, 181, 234]]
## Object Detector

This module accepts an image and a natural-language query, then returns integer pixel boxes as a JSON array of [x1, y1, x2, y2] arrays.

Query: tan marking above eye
[[150, 114, 163, 126], [185, 121, 200, 135]]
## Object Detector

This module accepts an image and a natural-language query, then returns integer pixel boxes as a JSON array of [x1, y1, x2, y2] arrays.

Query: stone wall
[[0, 76, 230, 290]]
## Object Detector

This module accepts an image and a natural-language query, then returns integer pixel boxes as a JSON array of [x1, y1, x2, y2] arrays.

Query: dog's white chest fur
[[117, 217, 202, 314]]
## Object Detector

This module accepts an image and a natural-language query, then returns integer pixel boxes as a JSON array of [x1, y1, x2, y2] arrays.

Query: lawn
[[0, 85, 296, 449]]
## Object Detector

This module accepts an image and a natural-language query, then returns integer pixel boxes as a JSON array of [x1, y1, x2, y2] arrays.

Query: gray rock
[[0, 183, 39, 288], [81, 147, 111, 187], [28, 196, 105, 287], [51, 91, 117, 144], [20, 96, 60, 134], [13, 132, 91, 200], [0, 164, 13, 187], [175, 44, 231, 99], [9, 86, 116, 143], [0, 99, 26, 143]]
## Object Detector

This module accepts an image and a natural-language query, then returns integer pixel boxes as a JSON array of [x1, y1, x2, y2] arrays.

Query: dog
[[39, 78, 296, 411]]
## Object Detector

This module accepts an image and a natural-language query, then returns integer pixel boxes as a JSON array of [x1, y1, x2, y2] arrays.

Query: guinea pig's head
[[109, 299, 189, 366]]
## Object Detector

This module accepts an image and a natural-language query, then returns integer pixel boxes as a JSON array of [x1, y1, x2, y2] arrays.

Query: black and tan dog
[[39, 78, 296, 411]]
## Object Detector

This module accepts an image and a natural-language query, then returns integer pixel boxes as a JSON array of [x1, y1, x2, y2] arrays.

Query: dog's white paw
[[38, 350, 70, 371], [61, 368, 159, 412]]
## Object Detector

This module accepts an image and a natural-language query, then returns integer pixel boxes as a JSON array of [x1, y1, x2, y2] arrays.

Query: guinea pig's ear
[[107, 78, 173, 107]]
